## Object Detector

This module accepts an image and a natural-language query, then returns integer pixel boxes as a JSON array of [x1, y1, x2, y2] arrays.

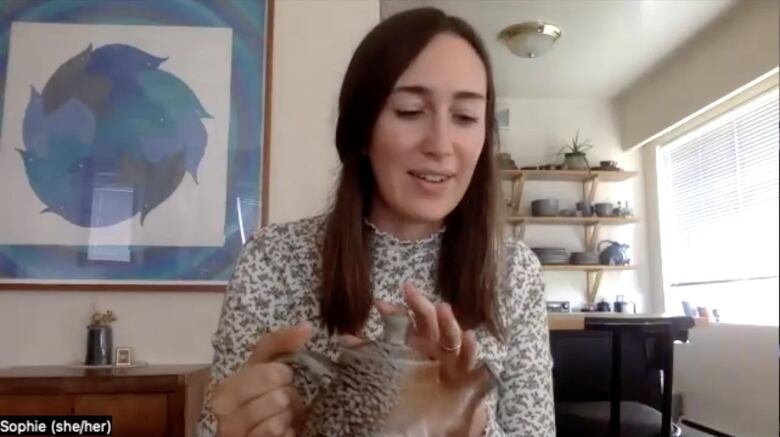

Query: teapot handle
[[597, 240, 615, 251]]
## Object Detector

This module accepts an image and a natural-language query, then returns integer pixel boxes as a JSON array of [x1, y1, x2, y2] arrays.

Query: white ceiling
[[381, 0, 738, 99]]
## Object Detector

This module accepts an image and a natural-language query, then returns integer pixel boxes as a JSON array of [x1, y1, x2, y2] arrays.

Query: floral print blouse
[[197, 215, 556, 436]]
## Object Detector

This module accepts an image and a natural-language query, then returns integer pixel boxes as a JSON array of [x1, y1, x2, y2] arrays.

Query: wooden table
[[0, 364, 210, 437], [548, 312, 708, 330]]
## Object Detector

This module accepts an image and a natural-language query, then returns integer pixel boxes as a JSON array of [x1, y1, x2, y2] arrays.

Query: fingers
[[212, 362, 293, 417], [436, 302, 472, 382], [437, 302, 462, 353], [402, 284, 477, 365], [388, 284, 480, 381], [338, 334, 366, 348], [404, 283, 440, 342], [246, 408, 295, 437], [214, 324, 310, 437], [250, 323, 313, 364], [458, 330, 478, 372], [217, 386, 298, 437]]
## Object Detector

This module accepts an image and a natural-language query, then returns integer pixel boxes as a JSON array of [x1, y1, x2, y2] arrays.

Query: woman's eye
[[395, 109, 424, 119], [453, 114, 478, 125]]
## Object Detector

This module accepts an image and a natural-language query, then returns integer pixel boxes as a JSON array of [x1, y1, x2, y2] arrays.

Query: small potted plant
[[85, 309, 117, 366], [558, 130, 594, 171]]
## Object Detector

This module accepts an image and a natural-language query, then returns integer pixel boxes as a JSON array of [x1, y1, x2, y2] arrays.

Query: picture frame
[[0, 0, 274, 291], [115, 347, 132, 367], [495, 98, 511, 130]]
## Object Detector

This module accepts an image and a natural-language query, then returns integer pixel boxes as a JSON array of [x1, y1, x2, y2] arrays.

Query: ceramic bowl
[[531, 199, 559, 217], [595, 202, 614, 217]]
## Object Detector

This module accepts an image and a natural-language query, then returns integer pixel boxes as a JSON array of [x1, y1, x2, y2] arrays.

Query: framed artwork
[[0, 0, 273, 291]]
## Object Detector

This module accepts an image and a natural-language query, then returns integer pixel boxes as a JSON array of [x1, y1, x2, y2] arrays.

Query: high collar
[[363, 218, 445, 249]]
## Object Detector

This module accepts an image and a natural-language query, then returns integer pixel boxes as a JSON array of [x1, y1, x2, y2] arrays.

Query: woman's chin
[[399, 203, 455, 227]]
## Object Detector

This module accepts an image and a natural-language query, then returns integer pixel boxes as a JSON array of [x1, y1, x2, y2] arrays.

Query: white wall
[[499, 98, 651, 312], [615, 0, 780, 150], [0, 0, 380, 368], [675, 324, 779, 437]]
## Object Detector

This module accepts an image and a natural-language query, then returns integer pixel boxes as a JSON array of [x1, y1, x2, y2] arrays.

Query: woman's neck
[[368, 202, 443, 242]]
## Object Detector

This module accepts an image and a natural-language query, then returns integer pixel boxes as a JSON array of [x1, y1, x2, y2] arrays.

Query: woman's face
[[369, 33, 487, 231]]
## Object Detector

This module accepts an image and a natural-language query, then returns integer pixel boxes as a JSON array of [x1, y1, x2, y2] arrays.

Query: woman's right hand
[[211, 323, 312, 437]]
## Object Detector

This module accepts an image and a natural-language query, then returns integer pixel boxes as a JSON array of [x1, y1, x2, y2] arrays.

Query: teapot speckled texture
[[280, 313, 498, 436]]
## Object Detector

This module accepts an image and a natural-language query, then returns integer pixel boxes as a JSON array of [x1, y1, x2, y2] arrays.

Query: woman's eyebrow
[[392, 85, 485, 101], [453, 91, 486, 101]]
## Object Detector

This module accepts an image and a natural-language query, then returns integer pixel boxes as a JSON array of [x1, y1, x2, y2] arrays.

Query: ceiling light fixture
[[498, 21, 563, 59]]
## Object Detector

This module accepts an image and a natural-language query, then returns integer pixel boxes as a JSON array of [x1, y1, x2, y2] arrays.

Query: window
[[658, 88, 779, 326]]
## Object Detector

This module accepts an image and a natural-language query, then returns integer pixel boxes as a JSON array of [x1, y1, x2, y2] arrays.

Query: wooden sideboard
[[0, 364, 210, 437]]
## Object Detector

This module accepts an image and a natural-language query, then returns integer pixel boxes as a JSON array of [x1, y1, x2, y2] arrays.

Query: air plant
[[557, 130, 594, 170], [558, 130, 594, 155]]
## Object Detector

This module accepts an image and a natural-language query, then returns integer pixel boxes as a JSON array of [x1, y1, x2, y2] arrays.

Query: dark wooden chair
[[551, 316, 694, 437]]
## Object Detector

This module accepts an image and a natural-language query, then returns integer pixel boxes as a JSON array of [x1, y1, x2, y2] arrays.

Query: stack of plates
[[532, 247, 569, 265], [570, 251, 600, 265]]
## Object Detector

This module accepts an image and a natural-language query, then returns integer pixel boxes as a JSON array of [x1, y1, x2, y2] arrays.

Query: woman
[[198, 7, 555, 437]]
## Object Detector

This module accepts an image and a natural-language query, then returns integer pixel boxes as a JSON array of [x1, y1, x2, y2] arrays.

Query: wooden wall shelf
[[500, 168, 639, 304], [506, 216, 639, 225], [501, 169, 638, 182], [502, 169, 638, 212], [507, 216, 639, 249]]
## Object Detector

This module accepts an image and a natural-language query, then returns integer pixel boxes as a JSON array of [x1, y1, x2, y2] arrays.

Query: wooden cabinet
[[0, 364, 209, 437]]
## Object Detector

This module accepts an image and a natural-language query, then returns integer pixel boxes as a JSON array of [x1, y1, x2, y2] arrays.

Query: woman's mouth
[[408, 171, 454, 184]]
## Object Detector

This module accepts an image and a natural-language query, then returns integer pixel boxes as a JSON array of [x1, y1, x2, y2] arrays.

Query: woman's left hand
[[376, 282, 487, 437]]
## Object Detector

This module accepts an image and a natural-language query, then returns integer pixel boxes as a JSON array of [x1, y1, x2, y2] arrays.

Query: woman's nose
[[420, 112, 454, 158]]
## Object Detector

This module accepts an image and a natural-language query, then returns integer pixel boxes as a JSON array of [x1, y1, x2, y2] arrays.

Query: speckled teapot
[[280, 313, 498, 436]]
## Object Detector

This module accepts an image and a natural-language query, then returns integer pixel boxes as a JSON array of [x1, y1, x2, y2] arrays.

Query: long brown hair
[[320, 8, 504, 339]]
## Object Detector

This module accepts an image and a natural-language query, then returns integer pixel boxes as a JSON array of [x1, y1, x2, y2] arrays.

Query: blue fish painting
[[18, 43, 211, 227]]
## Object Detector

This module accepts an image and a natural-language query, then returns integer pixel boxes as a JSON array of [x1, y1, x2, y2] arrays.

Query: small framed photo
[[115, 347, 133, 367]]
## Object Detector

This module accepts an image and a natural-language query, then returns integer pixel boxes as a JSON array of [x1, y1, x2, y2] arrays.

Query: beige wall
[[0, 0, 380, 368], [268, 0, 379, 223], [499, 98, 652, 311], [616, 0, 780, 150]]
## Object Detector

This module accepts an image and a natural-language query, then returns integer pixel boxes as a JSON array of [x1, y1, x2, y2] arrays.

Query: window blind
[[659, 88, 779, 286]]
